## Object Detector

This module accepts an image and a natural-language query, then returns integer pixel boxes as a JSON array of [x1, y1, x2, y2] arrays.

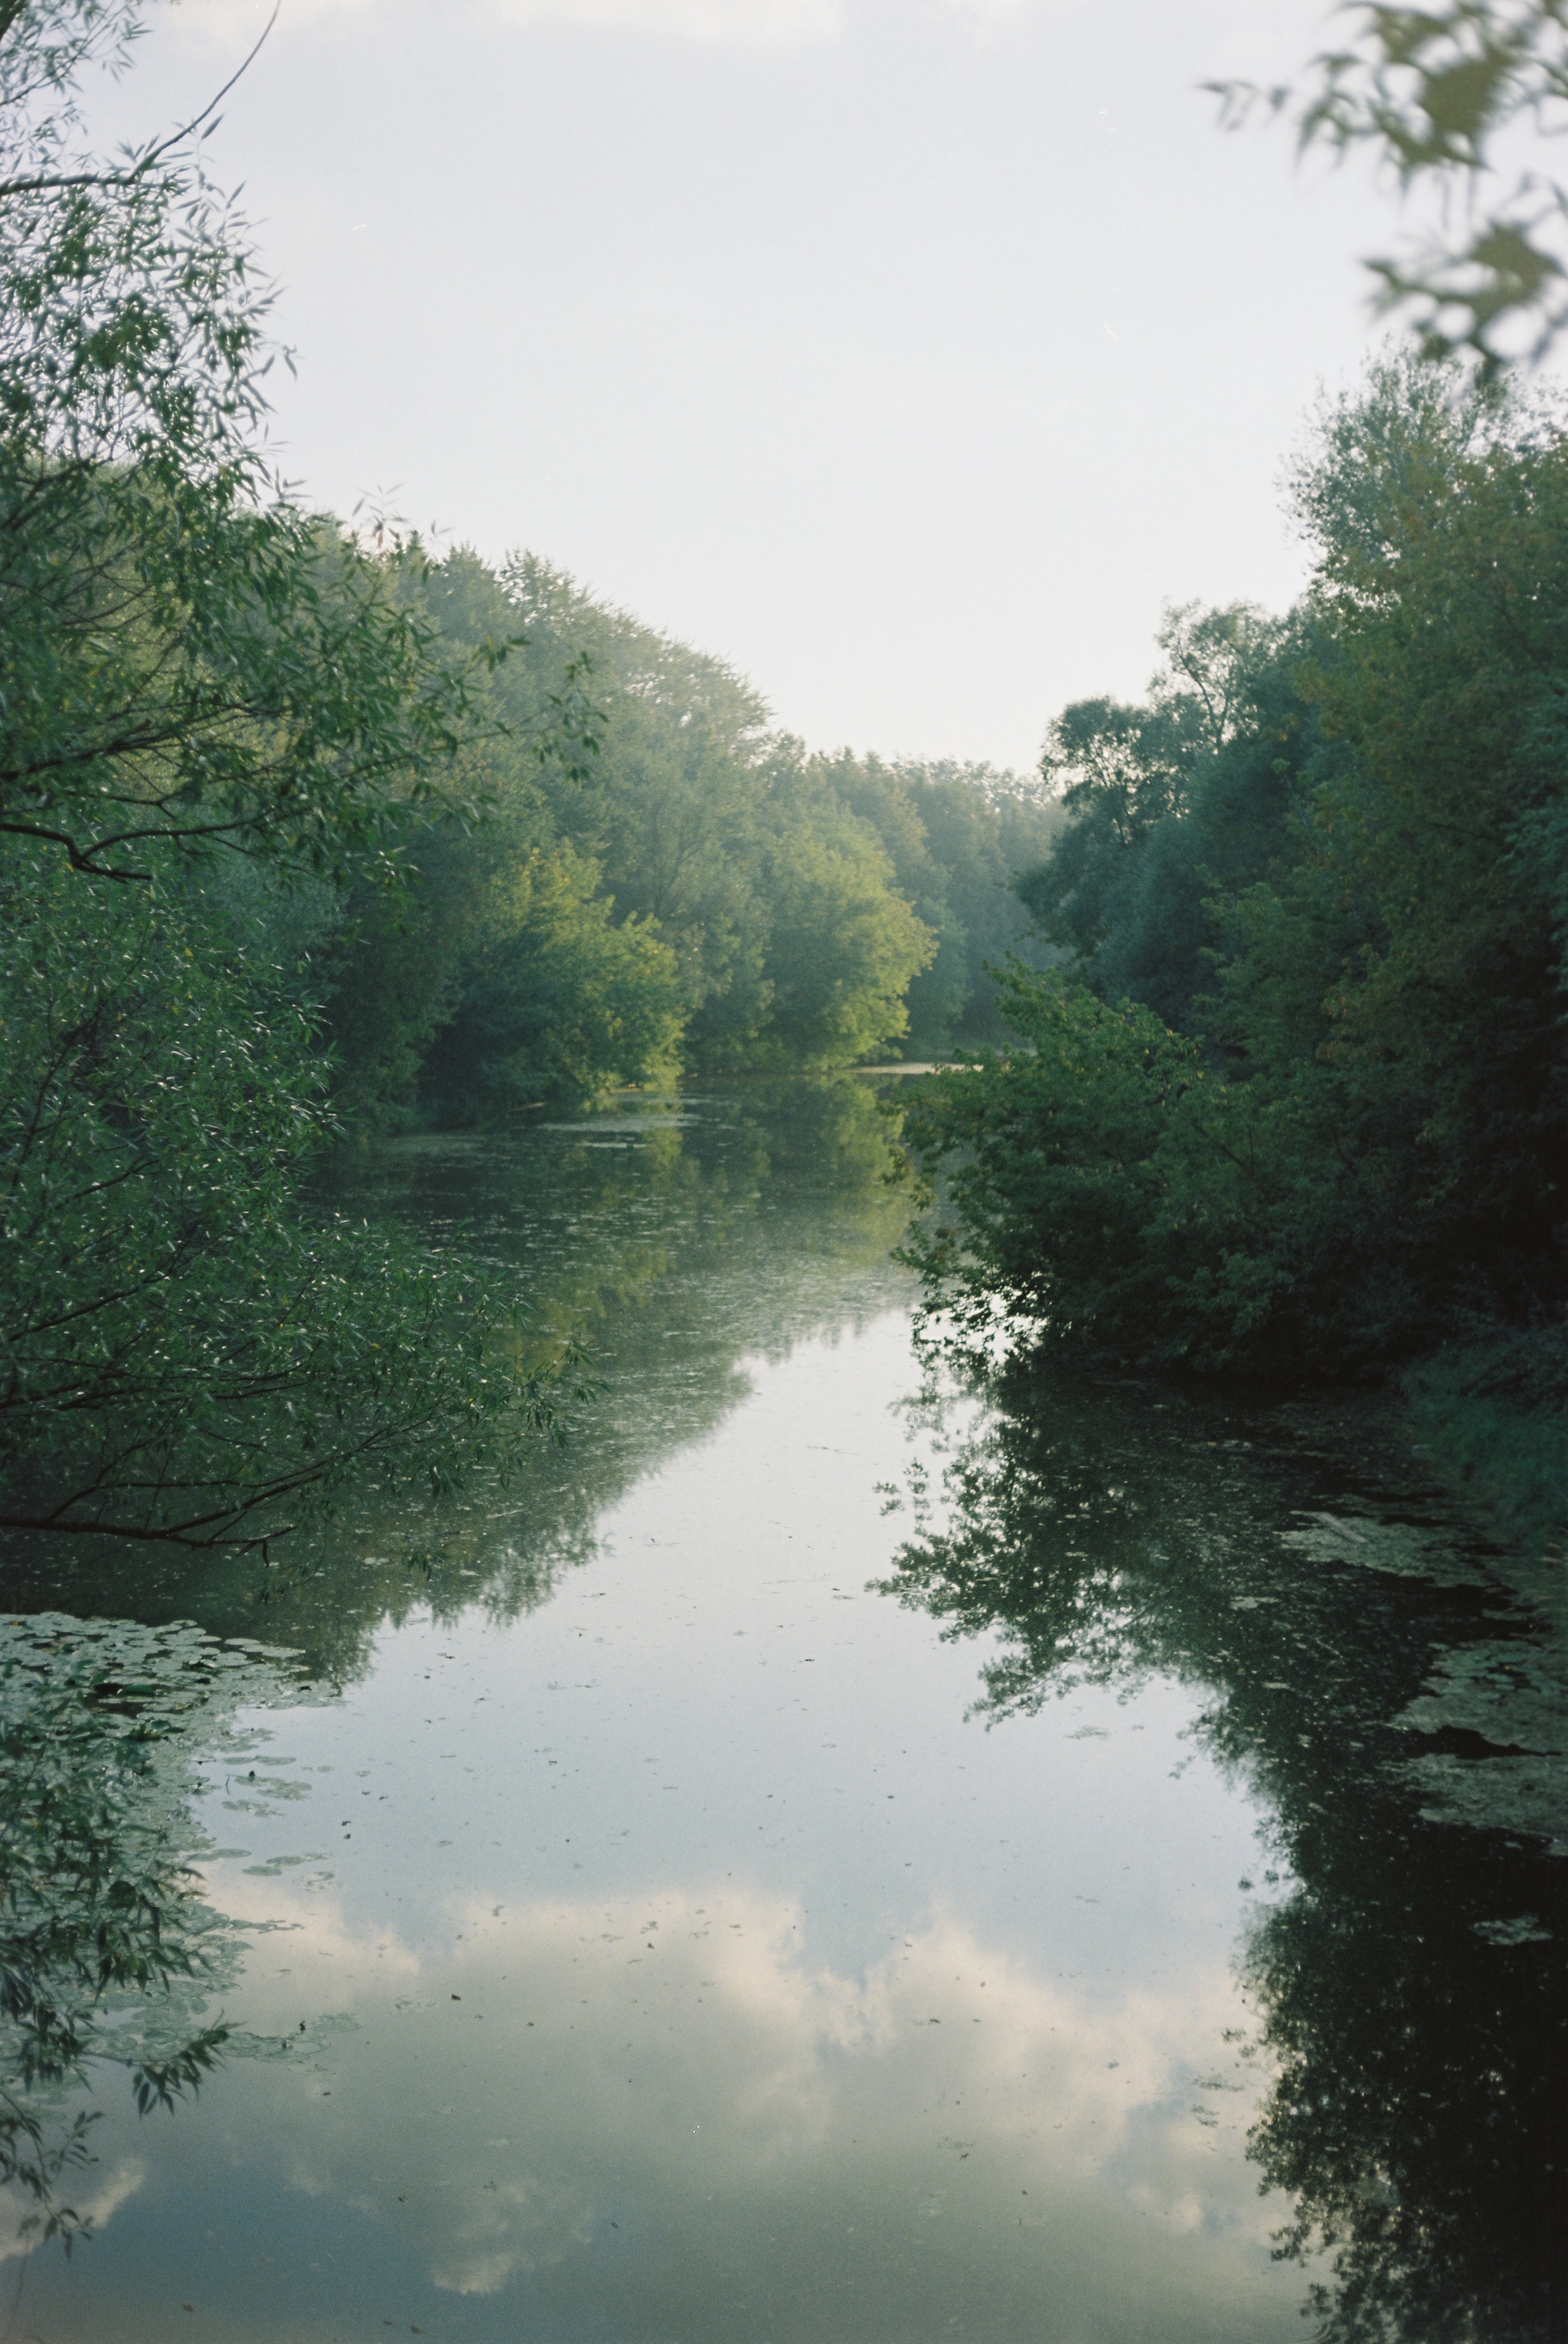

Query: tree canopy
[[305, 550, 1059, 1128], [904, 354, 1568, 1384]]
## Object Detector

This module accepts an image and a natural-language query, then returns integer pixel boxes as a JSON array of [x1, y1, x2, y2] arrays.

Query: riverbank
[[1401, 1322, 1568, 1635]]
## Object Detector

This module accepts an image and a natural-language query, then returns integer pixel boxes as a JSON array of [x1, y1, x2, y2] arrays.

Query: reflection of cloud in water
[[0, 2161, 145, 2267], [199, 1875, 1284, 2316]]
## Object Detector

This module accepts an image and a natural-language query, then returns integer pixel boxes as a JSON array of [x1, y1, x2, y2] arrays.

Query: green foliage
[[316, 552, 1053, 1119], [901, 967, 1359, 1375], [462, 553, 790, 1070], [808, 753, 1061, 1053], [417, 839, 685, 1117], [1255, 354, 1568, 1319], [1214, 1, 1568, 374], [0, 1613, 307, 2248], [906, 357, 1568, 1381], [1014, 600, 1307, 1030], [320, 761, 686, 1126], [739, 781, 935, 1066], [0, 8, 479, 888], [485, 561, 946, 1074]]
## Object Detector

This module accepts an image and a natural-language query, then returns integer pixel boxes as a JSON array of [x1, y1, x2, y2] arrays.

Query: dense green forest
[[301, 551, 1059, 1126], [905, 355, 1568, 1549], [0, 0, 1054, 1554]]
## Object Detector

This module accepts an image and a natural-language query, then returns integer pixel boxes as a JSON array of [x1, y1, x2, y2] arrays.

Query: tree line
[[294, 549, 1058, 1126]]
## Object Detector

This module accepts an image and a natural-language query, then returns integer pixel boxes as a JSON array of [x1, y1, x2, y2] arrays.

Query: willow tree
[[0, 2, 567, 1550]]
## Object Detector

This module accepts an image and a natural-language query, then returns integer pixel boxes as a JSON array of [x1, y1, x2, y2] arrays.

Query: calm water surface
[[2, 1080, 1563, 2342]]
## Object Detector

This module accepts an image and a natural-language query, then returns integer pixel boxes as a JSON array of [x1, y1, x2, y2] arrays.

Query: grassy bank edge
[[1400, 1322, 1568, 1631]]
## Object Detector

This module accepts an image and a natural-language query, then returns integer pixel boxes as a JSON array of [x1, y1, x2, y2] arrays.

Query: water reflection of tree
[[0, 1079, 914, 1689], [0, 1617, 309, 2250], [877, 1352, 1566, 2344]]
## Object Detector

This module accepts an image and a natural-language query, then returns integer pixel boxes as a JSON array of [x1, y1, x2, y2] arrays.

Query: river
[[2, 1077, 1563, 2343]]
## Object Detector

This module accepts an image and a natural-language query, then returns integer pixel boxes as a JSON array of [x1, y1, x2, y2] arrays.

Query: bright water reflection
[[1, 1080, 1562, 2342]]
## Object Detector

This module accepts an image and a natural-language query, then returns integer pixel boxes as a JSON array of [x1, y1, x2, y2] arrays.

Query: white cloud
[[0, 2159, 145, 2267], [178, 1875, 1285, 2315]]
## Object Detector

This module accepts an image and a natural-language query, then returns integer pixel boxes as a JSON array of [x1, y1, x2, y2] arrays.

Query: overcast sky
[[107, 1, 1420, 767]]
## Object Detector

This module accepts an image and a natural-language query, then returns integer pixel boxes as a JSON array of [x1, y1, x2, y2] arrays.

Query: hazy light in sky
[[108, 1, 1417, 765]]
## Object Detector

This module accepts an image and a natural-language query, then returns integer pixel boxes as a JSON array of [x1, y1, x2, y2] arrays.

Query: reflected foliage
[[0, 1616, 310, 2250], [878, 1349, 1566, 2342], [0, 1080, 913, 1685]]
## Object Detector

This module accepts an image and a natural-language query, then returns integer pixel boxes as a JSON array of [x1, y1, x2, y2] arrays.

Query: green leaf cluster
[[1214, 1, 1568, 374]]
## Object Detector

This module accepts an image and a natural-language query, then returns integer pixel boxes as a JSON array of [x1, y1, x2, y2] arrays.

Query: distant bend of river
[[2, 1077, 1564, 2344]]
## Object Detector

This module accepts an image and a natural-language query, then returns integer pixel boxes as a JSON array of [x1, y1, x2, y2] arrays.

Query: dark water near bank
[[2, 1080, 1564, 2342]]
